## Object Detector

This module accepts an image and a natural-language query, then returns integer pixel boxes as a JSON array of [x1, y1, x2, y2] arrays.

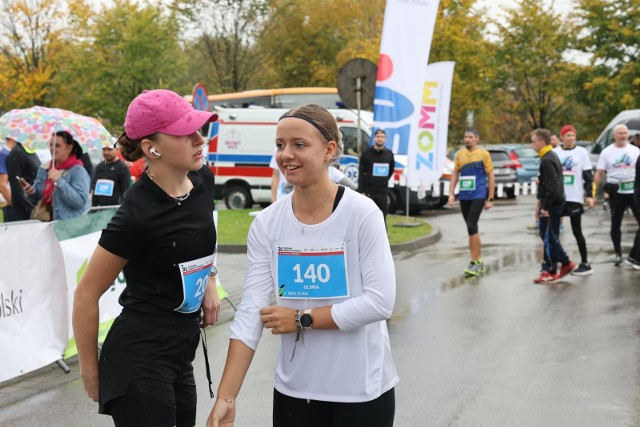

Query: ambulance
[[206, 108, 372, 209], [205, 107, 451, 211]]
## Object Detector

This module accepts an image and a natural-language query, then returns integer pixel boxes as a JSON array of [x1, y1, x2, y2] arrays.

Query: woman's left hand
[[260, 306, 297, 335], [200, 280, 221, 328], [48, 168, 63, 183]]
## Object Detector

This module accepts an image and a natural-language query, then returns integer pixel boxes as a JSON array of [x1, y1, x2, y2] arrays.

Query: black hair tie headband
[[279, 112, 332, 141]]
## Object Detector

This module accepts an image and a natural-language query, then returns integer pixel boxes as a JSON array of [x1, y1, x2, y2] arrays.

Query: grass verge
[[217, 210, 432, 245]]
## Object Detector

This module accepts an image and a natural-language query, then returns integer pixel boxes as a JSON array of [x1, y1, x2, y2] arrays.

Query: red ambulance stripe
[[214, 166, 273, 178]]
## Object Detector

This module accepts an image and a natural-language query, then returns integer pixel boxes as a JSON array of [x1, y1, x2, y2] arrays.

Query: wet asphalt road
[[1, 195, 640, 426]]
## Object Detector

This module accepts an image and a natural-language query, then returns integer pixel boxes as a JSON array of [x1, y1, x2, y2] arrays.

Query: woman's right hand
[[18, 177, 35, 195], [207, 399, 236, 427], [81, 371, 100, 402]]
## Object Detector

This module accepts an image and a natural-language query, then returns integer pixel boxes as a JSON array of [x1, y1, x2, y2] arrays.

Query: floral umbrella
[[0, 106, 112, 152]]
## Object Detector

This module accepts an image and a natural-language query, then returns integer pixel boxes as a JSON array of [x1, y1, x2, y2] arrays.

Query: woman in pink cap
[[73, 89, 221, 427]]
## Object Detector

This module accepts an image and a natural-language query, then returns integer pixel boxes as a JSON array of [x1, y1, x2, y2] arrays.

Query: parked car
[[498, 144, 540, 183], [448, 146, 518, 198]]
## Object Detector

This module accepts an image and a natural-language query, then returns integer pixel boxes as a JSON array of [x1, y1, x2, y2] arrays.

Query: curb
[[389, 224, 441, 253], [218, 224, 442, 255]]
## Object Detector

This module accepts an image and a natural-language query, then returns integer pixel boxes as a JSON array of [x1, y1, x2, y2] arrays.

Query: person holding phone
[[5, 137, 40, 222], [20, 131, 90, 220]]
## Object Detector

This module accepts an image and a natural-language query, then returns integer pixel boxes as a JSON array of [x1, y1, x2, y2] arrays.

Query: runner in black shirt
[[358, 129, 395, 223], [91, 146, 131, 206], [73, 89, 220, 427]]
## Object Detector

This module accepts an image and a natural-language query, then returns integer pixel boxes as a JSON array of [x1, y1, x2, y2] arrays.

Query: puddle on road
[[391, 240, 638, 324]]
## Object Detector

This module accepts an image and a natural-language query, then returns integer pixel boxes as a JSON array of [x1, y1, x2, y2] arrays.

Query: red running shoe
[[534, 271, 560, 284], [558, 261, 576, 279]]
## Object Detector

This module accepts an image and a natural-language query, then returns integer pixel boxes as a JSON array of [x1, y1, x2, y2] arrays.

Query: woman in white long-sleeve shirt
[[208, 104, 398, 427]]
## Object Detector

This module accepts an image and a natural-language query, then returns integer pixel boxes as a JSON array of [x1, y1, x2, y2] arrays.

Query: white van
[[206, 108, 372, 209], [594, 109, 640, 154]]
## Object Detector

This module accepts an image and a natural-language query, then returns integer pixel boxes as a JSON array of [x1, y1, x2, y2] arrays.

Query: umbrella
[[0, 106, 112, 152]]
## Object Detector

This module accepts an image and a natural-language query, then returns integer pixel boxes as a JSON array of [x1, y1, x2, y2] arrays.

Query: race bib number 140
[[277, 244, 349, 299]]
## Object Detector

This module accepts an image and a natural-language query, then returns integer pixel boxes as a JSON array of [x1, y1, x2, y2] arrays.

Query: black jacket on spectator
[[358, 146, 395, 195], [6, 143, 40, 221], [537, 148, 565, 210]]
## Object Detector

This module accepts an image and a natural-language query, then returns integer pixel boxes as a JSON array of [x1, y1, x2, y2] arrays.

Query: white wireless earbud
[[150, 147, 162, 158]]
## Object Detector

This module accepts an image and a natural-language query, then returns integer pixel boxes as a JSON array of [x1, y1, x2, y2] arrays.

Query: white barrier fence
[[0, 210, 226, 384], [430, 181, 539, 198], [0, 210, 123, 383], [1, 221, 74, 383]]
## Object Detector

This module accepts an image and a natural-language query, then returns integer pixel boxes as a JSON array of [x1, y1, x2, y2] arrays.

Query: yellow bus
[[186, 87, 342, 110]]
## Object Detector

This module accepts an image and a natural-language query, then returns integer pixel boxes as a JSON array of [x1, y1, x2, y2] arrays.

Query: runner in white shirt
[[594, 124, 640, 267], [553, 124, 595, 275], [208, 104, 398, 427], [271, 148, 357, 201]]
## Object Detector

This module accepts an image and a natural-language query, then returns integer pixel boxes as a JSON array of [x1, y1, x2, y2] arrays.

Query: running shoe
[[534, 271, 559, 284], [614, 254, 623, 266], [464, 260, 485, 276], [571, 263, 593, 276], [626, 257, 640, 270], [558, 261, 577, 278]]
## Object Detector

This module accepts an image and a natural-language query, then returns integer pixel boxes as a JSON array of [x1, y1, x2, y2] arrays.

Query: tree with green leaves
[[491, 0, 579, 140], [51, 0, 188, 131], [429, 0, 494, 144], [574, 0, 640, 129], [256, 0, 384, 88], [183, 0, 269, 94]]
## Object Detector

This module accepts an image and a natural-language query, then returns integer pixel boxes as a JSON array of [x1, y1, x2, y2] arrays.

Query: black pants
[[367, 192, 389, 223], [562, 202, 588, 264], [460, 198, 485, 235], [99, 310, 200, 427], [273, 388, 395, 427], [605, 185, 640, 258]]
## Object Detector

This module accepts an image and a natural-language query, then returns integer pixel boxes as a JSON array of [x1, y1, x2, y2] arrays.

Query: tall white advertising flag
[[373, 0, 441, 156], [407, 61, 455, 188]]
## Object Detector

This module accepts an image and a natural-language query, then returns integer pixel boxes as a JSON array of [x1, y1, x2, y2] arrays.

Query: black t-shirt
[[99, 166, 217, 317], [358, 146, 395, 194], [92, 159, 131, 206], [6, 144, 40, 221]]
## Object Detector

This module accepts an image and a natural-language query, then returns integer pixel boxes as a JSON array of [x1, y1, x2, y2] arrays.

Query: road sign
[[192, 84, 209, 111]]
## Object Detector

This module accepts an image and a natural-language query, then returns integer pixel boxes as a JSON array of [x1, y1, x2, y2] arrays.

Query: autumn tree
[[256, 0, 385, 88], [491, 0, 579, 139], [574, 0, 640, 131], [182, 0, 269, 94], [51, 0, 188, 131], [0, 0, 65, 109], [429, 0, 494, 144]]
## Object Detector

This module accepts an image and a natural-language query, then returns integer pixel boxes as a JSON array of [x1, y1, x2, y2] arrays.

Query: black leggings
[[460, 199, 485, 235], [606, 186, 640, 258], [568, 214, 588, 264], [273, 388, 395, 427]]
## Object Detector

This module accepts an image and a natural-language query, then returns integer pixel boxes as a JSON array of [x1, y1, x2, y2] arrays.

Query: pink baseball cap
[[124, 89, 218, 139]]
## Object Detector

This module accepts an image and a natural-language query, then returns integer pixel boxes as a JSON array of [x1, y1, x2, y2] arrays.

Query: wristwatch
[[487, 198, 494, 202], [209, 265, 218, 278], [300, 309, 314, 328]]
